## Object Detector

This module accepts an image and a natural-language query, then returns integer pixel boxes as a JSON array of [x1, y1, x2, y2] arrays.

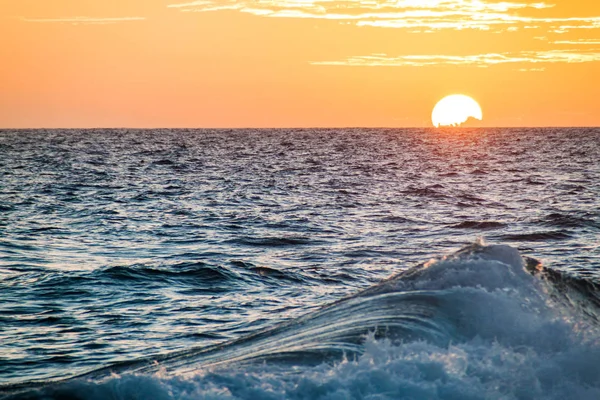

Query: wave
[[226, 236, 319, 247], [450, 221, 507, 230], [401, 186, 448, 199], [3, 242, 600, 399], [528, 262, 600, 323], [98, 262, 239, 284], [537, 212, 600, 230], [498, 231, 573, 242]]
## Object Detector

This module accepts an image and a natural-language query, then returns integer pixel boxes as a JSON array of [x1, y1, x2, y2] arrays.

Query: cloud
[[554, 39, 600, 45], [356, 15, 600, 32], [310, 49, 600, 67], [517, 67, 547, 71], [167, 0, 553, 14], [166, 0, 600, 33], [20, 17, 146, 25]]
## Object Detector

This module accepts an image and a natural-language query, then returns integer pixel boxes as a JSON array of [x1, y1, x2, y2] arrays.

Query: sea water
[[0, 128, 598, 399]]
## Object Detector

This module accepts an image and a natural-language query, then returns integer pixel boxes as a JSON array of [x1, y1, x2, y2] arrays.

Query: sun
[[432, 95, 483, 128]]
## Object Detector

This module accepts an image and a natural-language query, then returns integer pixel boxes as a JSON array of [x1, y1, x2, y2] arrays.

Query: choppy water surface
[[0, 128, 599, 399]]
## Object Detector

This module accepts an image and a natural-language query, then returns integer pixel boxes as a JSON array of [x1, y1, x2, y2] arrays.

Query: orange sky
[[1, 0, 599, 128]]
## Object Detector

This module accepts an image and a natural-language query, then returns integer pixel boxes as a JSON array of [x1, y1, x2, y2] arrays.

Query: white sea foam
[[36, 334, 600, 400]]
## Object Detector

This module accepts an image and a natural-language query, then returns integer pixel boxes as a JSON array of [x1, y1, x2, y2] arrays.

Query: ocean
[[0, 128, 598, 399]]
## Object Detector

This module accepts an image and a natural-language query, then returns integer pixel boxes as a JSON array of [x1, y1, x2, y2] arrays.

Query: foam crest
[[17, 334, 600, 400]]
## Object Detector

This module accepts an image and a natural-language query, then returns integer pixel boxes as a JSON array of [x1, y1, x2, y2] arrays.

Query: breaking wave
[[4, 242, 600, 400]]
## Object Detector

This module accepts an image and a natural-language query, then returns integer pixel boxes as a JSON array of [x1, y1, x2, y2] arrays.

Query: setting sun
[[432, 95, 483, 128]]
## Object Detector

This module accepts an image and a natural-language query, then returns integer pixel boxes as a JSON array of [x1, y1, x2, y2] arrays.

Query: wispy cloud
[[553, 39, 600, 45], [167, 0, 600, 33], [356, 15, 600, 32], [21, 16, 146, 25], [167, 0, 553, 14], [311, 50, 600, 67]]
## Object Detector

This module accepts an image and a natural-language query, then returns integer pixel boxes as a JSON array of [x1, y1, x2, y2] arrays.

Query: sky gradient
[[1, 0, 599, 128]]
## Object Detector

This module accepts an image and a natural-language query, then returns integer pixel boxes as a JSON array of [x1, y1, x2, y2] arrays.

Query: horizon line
[[1, 126, 599, 130]]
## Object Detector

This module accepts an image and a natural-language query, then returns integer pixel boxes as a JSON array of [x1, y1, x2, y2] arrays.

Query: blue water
[[0, 128, 599, 399]]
